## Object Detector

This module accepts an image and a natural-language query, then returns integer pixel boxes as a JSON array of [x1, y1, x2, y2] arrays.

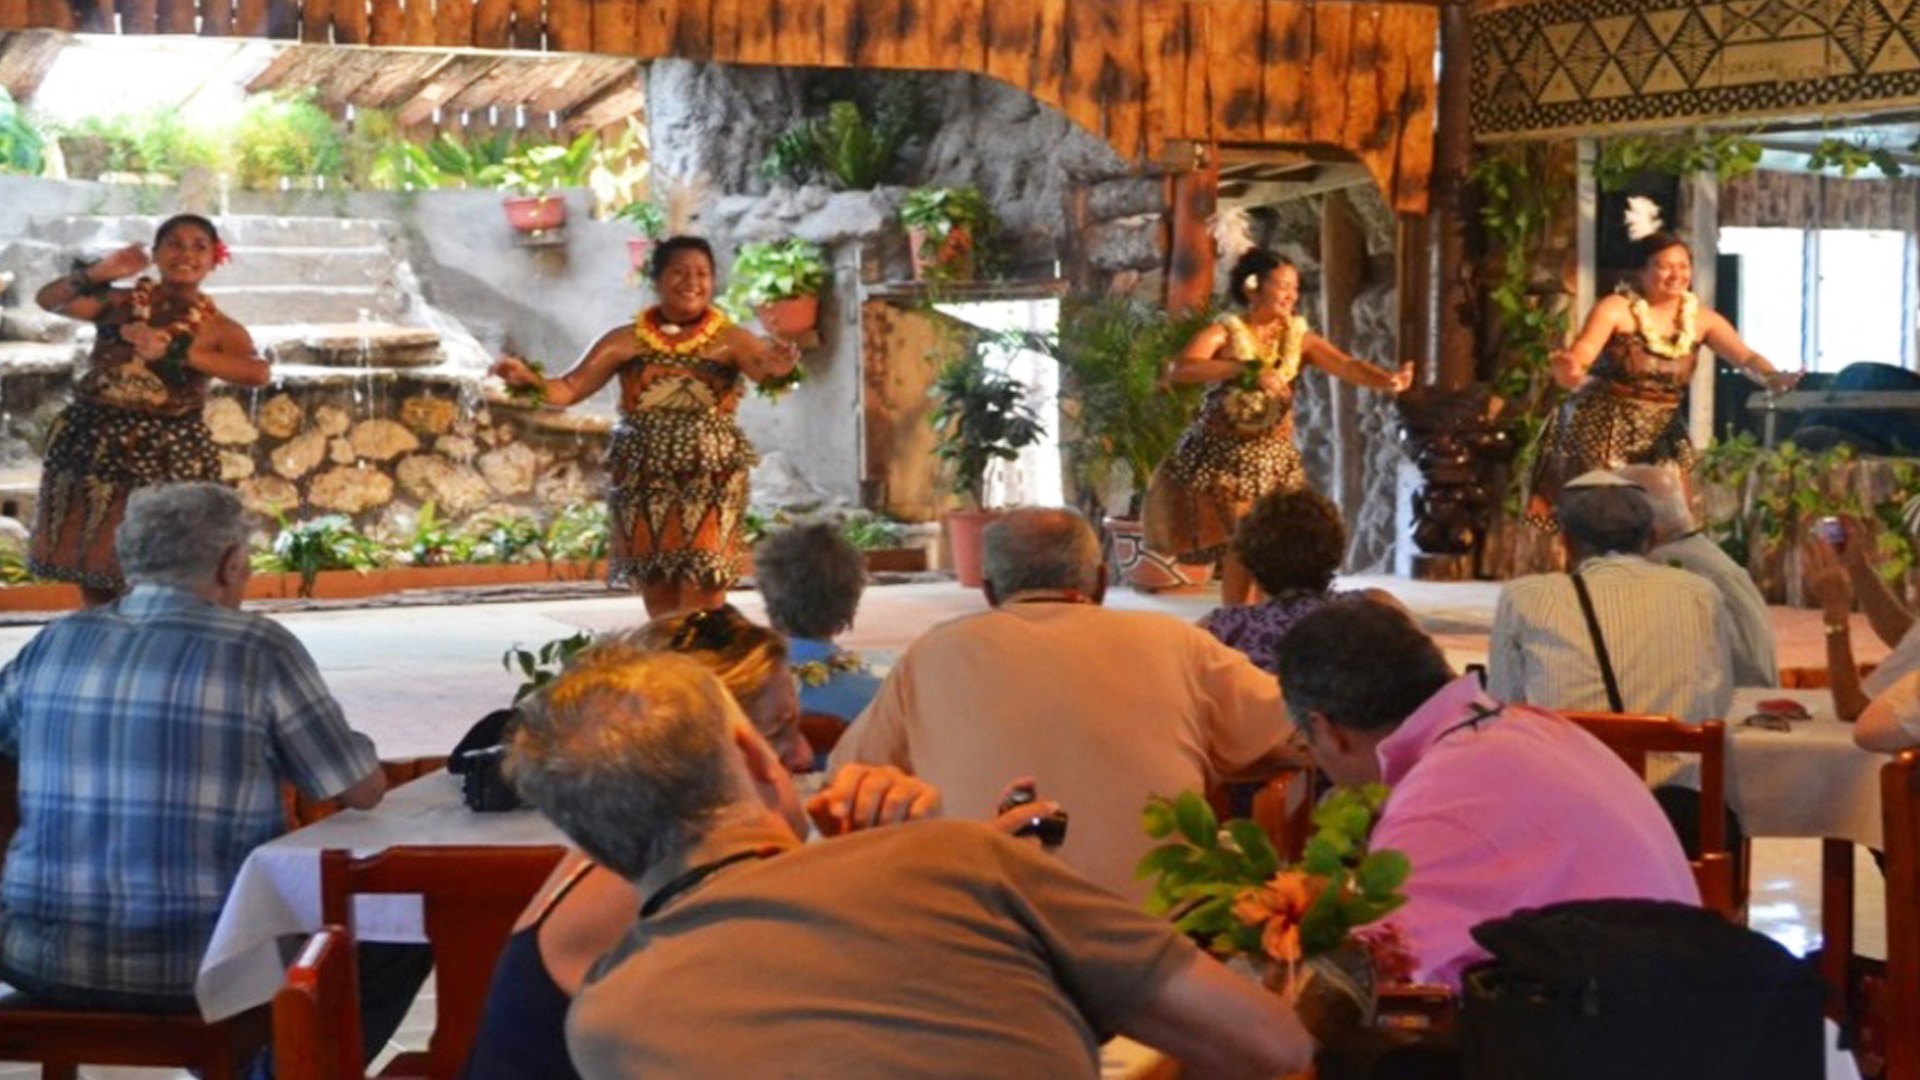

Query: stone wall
[[647, 61, 1168, 297]]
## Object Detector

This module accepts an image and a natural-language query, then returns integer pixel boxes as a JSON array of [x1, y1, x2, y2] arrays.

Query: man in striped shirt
[[0, 482, 386, 1011]]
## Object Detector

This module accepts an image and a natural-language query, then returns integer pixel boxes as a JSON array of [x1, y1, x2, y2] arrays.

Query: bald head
[[1614, 465, 1694, 543], [981, 507, 1104, 602]]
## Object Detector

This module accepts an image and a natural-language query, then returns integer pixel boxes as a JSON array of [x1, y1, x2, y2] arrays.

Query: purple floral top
[[1203, 590, 1355, 675]]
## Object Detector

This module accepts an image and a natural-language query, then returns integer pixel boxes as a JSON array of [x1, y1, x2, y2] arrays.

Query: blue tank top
[[461, 863, 593, 1080]]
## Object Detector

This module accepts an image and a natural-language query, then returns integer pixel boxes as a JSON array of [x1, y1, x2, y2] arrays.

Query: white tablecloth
[[1726, 687, 1885, 849], [196, 773, 564, 1021]]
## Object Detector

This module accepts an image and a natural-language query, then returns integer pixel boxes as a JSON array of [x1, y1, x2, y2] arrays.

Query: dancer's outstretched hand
[[94, 243, 151, 282]]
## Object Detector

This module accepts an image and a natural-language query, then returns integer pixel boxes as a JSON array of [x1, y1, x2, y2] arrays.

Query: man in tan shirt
[[507, 647, 1313, 1080], [830, 507, 1294, 901]]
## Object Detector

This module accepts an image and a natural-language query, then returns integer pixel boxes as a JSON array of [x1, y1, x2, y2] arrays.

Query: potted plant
[[1139, 786, 1414, 1047], [929, 344, 1045, 587], [722, 239, 830, 339], [1046, 297, 1214, 590], [615, 200, 668, 271], [901, 186, 993, 281], [495, 132, 596, 235]]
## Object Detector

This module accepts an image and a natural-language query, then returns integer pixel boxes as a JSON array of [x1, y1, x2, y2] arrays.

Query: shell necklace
[[1628, 291, 1699, 361], [635, 305, 729, 355], [129, 278, 216, 345]]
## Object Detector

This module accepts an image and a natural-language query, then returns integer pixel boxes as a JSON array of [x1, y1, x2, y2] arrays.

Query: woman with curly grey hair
[[753, 523, 881, 725], [1200, 488, 1400, 674]]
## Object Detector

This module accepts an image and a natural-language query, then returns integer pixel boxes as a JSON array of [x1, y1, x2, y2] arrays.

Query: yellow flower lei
[[1627, 291, 1699, 361], [633, 305, 730, 355], [1223, 313, 1308, 383], [791, 650, 870, 688]]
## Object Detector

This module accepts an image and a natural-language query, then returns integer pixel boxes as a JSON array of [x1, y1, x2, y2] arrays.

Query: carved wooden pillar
[[1166, 147, 1219, 314], [1398, 0, 1498, 579]]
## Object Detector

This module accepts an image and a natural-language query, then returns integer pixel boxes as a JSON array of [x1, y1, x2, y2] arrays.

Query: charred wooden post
[[1165, 144, 1217, 314], [1398, 0, 1493, 580]]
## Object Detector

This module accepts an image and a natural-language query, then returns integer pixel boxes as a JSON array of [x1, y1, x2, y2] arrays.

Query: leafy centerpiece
[[1138, 786, 1413, 1036]]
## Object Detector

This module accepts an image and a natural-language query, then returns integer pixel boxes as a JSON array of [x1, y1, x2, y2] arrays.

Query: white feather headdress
[[1208, 206, 1255, 263], [1624, 195, 1664, 241]]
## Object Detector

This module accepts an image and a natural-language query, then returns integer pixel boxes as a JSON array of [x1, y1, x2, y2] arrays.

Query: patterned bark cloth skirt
[[605, 410, 758, 591], [1141, 416, 1304, 564], [1528, 389, 1695, 529], [29, 399, 220, 591]]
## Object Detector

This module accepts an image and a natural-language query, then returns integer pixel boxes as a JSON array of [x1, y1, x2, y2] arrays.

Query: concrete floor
[[0, 572, 1891, 1076]]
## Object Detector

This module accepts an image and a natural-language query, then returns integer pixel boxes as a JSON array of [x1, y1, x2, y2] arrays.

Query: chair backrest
[[1882, 751, 1920, 1080], [799, 711, 846, 757], [319, 845, 567, 1080], [1561, 711, 1736, 920], [1206, 766, 1318, 863], [274, 926, 365, 1080]]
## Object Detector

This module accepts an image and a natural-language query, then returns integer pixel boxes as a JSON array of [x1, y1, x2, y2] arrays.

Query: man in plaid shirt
[[0, 482, 386, 1011]]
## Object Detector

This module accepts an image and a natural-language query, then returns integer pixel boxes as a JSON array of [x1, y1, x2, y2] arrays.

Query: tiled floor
[[0, 573, 1891, 1077]]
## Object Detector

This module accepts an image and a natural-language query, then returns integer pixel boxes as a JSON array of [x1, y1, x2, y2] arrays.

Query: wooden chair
[[1561, 711, 1740, 921], [0, 998, 269, 1080], [799, 711, 847, 758], [320, 844, 567, 1080], [275, 926, 366, 1080], [1207, 765, 1319, 863], [286, 757, 450, 830], [1881, 751, 1920, 1080]]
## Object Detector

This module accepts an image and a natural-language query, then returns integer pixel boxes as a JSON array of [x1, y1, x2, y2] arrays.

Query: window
[[1719, 226, 1912, 374]]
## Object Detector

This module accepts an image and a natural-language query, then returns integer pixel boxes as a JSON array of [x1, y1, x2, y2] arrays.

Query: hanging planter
[[901, 186, 994, 282], [754, 295, 820, 339], [502, 195, 567, 233], [722, 239, 830, 339]]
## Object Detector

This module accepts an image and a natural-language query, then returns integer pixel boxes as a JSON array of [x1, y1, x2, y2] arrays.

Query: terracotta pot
[[944, 508, 1002, 588], [908, 225, 975, 281], [1105, 516, 1209, 593], [502, 195, 567, 233], [626, 237, 654, 270], [755, 295, 820, 338]]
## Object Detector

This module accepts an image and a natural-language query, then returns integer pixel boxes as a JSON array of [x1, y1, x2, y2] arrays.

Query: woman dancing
[[31, 214, 269, 604], [1530, 230, 1796, 525], [491, 236, 797, 618], [1143, 249, 1411, 606]]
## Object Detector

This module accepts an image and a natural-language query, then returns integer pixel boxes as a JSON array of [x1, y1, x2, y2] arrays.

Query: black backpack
[[1461, 899, 1825, 1080]]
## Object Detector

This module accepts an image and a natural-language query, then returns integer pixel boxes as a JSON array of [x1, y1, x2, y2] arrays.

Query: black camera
[[449, 709, 524, 813]]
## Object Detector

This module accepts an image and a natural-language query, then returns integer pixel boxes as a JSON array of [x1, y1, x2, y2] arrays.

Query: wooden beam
[[1430, 0, 1471, 389], [0, 30, 66, 99], [508, 0, 540, 50], [563, 76, 643, 132], [1166, 155, 1217, 313]]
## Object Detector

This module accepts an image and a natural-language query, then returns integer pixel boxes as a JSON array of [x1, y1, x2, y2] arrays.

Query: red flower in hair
[[212, 241, 232, 268]]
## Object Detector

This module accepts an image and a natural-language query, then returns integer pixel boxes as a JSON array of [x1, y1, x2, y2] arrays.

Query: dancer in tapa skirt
[[29, 214, 269, 604], [1143, 248, 1411, 606], [491, 236, 798, 618]]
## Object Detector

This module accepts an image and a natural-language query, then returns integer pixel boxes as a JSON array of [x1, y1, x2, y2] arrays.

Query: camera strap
[[640, 846, 783, 919], [1570, 570, 1627, 713]]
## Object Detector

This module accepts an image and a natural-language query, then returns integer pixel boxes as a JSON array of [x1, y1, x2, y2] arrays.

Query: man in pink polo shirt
[[1273, 598, 1700, 986]]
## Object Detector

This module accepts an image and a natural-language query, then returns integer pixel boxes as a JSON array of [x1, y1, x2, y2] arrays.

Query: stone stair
[[0, 214, 492, 373]]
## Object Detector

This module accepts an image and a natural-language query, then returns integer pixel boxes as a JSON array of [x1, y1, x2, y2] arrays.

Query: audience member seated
[[829, 507, 1294, 901], [1489, 470, 1738, 861], [1803, 513, 1917, 723], [1802, 526, 1920, 753], [1275, 597, 1700, 986], [467, 607, 1021, 1080], [506, 648, 1314, 1080], [1618, 464, 1777, 687], [0, 483, 415, 1052], [1489, 470, 1733, 724], [1199, 487, 1398, 674], [752, 523, 882, 726]]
